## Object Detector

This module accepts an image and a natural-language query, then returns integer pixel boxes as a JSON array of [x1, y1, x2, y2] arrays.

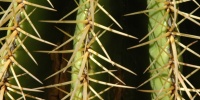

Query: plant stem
[[148, 0, 174, 99]]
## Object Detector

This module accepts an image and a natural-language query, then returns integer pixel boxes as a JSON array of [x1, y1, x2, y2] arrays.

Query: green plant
[[1, 0, 200, 100], [125, 0, 200, 99], [36, 0, 137, 99], [0, 0, 57, 99]]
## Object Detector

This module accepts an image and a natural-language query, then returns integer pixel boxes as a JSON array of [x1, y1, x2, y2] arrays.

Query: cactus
[[1, 0, 200, 100], [36, 0, 137, 99], [125, 0, 200, 99], [0, 0, 56, 99]]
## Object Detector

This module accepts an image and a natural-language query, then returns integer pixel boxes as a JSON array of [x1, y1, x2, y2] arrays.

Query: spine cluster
[[0, 0, 56, 99]]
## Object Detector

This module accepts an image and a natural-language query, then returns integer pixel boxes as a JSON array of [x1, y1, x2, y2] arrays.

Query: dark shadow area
[[179, 1, 200, 100]]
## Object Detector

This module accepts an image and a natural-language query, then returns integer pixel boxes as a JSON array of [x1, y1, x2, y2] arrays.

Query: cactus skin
[[148, 0, 182, 99], [148, 0, 171, 99], [71, 0, 89, 99]]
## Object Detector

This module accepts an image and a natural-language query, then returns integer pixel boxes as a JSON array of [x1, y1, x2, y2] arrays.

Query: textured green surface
[[148, 0, 171, 99]]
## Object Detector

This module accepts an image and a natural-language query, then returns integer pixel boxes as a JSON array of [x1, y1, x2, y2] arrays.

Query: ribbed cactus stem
[[148, 0, 181, 99], [71, 0, 91, 99]]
